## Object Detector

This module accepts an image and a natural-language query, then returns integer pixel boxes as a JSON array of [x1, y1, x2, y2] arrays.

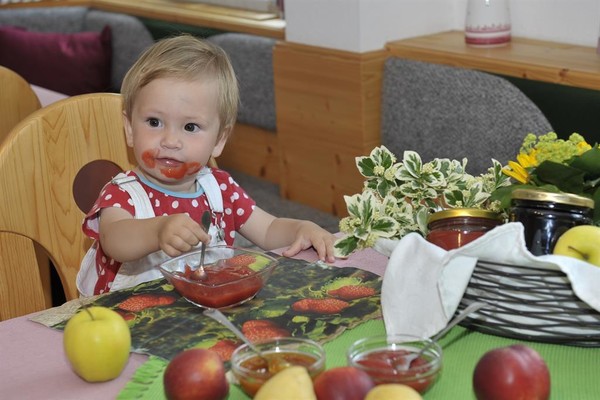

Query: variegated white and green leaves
[[334, 146, 511, 257], [334, 191, 401, 257], [357, 145, 400, 198]]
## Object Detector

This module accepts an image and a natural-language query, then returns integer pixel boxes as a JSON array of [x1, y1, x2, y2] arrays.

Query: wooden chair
[[0, 92, 220, 320], [0, 93, 135, 320], [0, 65, 41, 142]]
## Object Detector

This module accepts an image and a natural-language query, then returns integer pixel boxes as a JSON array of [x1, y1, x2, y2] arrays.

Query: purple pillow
[[0, 25, 112, 96]]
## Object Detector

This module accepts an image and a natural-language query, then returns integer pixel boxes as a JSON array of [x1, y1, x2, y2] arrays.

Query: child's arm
[[239, 207, 336, 262], [98, 207, 210, 262]]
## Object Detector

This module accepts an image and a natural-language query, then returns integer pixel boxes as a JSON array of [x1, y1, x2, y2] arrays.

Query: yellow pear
[[365, 384, 423, 400], [254, 366, 316, 400]]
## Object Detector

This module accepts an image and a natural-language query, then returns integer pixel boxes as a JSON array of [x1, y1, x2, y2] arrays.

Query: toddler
[[77, 35, 335, 296]]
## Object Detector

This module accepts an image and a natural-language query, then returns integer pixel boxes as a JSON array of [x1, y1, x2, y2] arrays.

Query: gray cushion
[[0, 6, 87, 33], [84, 10, 154, 91], [208, 33, 277, 132], [381, 58, 554, 175]]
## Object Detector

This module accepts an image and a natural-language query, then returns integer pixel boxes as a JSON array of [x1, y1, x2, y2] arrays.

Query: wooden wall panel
[[274, 42, 386, 216], [218, 123, 279, 184]]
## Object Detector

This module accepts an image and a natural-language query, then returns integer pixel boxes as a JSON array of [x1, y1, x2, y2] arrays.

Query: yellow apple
[[63, 306, 131, 382], [553, 225, 600, 267]]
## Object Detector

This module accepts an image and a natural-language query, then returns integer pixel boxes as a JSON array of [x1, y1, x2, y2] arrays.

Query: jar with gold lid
[[426, 208, 504, 251], [509, 188, 594, 256]]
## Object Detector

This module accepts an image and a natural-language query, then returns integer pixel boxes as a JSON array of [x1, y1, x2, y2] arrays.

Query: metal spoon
[[203, 308, 290, 373], [394, 301, 486, 371], [191, 211, 211, 281]]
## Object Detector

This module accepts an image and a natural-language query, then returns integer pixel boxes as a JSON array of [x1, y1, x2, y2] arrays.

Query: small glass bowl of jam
[[347, 335, 442, 394], [230, 337, 326, 397], [159, 245, 278, 309], [426, 208, 504, 250]]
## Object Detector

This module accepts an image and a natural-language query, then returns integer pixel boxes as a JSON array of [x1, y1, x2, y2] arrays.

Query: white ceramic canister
[[465, 0, 511, 47]]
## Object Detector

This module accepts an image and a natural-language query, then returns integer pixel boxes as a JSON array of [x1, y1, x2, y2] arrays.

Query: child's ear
[[211, 126, 231, 158], [123, 112, 134, 148]]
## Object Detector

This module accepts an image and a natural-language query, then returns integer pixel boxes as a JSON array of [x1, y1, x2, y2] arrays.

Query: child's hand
[[281, 221, 336, 263], [158, 214, 210, 257]]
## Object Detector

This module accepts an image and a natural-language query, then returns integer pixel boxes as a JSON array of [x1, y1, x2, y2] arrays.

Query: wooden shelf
[[1, 0, 285, 39], [386, 30, 600, 91]]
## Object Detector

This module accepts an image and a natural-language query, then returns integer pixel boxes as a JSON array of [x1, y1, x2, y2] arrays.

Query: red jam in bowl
[[353, 349, 437, 393], [170, 264, 263, 309], [347, 336, 442, 394], [159, 246, 277, 309]]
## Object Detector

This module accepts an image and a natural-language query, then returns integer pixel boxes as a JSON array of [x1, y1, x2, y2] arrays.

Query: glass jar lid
[[510, 188, 594, 209], [427, 208, 502, 224]]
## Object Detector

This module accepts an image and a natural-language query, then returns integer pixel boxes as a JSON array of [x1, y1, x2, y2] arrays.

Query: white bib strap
[[112, 173, 155, 219], [198, 169, 223, 213]]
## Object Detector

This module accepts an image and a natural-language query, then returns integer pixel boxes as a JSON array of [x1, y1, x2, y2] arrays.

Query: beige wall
[[284, 0, 600, 52]]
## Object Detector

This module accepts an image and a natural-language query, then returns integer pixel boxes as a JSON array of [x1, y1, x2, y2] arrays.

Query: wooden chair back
[[0, 66, 41, 142], [0, 93, 135, 320]]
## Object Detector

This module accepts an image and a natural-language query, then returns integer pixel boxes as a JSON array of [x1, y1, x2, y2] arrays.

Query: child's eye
[[184, 123, 199, 132], [147, 118, 160, 128]]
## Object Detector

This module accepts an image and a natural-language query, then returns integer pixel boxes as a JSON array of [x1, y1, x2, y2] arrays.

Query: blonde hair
[[121, 34, 239, 141]]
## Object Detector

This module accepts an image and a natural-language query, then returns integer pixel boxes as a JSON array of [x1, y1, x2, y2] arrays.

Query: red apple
[[473, 344, 550, 400], [163, 348, 229, 400], [313, 366, 375, 400]]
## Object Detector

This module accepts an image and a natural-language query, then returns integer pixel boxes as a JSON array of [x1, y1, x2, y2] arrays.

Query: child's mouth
[[156, 157, 183, 167]]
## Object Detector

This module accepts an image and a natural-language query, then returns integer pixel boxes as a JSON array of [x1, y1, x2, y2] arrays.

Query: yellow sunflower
[[503, 150, 538, 184]]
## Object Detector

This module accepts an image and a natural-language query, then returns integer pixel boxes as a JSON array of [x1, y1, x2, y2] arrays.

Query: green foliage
[[500, 132, 600, 225], [334, 146, 510, 257]]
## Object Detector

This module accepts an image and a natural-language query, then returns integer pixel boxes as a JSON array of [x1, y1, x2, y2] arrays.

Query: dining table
[[1, 245, 599, 399]]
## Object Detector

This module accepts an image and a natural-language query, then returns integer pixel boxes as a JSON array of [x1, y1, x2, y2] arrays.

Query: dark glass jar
[[426, 208, 504, 250], [509, 188, 594, 256]]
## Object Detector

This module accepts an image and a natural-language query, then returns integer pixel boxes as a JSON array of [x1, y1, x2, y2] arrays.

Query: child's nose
[[161, 127, 181, 148]]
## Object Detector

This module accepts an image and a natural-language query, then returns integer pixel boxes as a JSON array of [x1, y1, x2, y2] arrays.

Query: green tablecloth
[[119, 319, 600, 399]]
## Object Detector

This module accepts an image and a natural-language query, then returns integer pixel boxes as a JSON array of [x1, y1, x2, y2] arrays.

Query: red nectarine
[[163, 348, 229, 400], [313, 366, 375, 400], [473, 344, 550, 400]]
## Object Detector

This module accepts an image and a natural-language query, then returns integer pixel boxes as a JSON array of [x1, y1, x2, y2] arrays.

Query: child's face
[[124, 76, 228, 192]]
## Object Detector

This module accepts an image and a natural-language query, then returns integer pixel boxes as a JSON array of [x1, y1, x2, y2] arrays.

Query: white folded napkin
[[381, 222, 600, 338]]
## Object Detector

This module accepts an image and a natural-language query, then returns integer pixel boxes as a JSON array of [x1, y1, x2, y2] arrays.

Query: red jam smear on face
[[160, 161, 201, 179], [170, 264, 262, 308], [425, 230, 485, 251], [238, 352, 323, 397], [141, 150, 201, 179], [354, 349, 437, 393], [142, 150, 157, 168]]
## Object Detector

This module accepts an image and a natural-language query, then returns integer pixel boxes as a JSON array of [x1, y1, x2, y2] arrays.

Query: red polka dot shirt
[[82, 169, 256, 294]]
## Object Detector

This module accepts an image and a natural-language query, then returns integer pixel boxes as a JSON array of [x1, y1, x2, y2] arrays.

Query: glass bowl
[[347, 335, 442, 394], [158, 245, 278, 309], [230, 337, 326, 397]]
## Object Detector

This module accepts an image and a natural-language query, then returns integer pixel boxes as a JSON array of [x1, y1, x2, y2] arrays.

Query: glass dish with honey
[[230, 337, 326, 397]]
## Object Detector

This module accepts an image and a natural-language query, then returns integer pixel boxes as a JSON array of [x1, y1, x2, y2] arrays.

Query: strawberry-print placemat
[[33, 255, 381, 362]]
